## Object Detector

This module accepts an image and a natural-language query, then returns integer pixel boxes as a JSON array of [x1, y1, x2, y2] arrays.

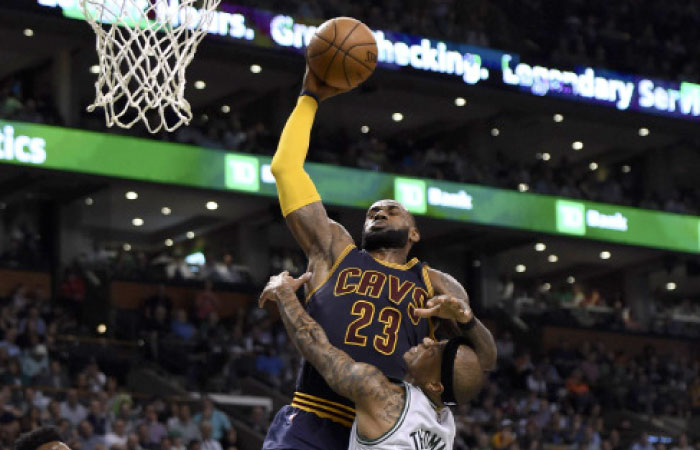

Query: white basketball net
[[80, 0, 221, 133]]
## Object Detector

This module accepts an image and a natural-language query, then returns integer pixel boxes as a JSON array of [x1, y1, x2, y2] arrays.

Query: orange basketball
[[306, 17, 378, 90]]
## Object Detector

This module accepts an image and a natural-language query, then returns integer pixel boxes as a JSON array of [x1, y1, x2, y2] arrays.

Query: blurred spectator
[[194, 283, 219, 322], [60, 389, 87, 427], [168, 405, 200, 443], [105, 419, 129, 448], [199, 422, 221, 450], [193, 399, 229, 442], [171, 310, 197, 342]]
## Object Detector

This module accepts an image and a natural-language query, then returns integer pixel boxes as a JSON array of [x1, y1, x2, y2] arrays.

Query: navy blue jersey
[[290, 245, 435, 427]]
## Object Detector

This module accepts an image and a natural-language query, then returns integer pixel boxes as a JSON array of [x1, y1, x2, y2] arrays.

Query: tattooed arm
[[259, 272, 405, 440], [418, 268, 498, 371]]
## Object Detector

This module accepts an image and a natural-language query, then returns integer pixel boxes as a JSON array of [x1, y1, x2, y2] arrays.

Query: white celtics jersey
[[349, 382, 455, 450]]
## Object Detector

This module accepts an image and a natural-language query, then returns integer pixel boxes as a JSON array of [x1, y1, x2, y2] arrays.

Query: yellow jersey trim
[[291, 401, 354, 427], [291, 398, 355, 420], [369, 255, 419, 270], [305, 244, 356, 302], [293, 392, 356, 414], [421, 264, 434, 298]]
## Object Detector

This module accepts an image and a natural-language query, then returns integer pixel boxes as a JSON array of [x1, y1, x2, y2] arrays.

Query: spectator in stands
[[78, 420, 103, 450], [3, 358, 25, 386], [37, 361, 70, 389], [165, 256, 194, 281], [60, 390, 87, 428], [171, 310, 197, 342], [192, 399, 229, 442], [167, 404, 200, 444], [491, 420, 517, 449], [198, 422, 221, 450], [140, 405, 167, 447], [20, 344, 49, 384], [247, 407, 267, 436], [194, 283, 219, 322], [104, 419, 128, 448], [144, 286, 173, 321], [0, 328, 21, 358], [86, 399, 107, 436], [220, 427, 238, 450], [630, 433, 655, 450], [84, 360, 107, 393]]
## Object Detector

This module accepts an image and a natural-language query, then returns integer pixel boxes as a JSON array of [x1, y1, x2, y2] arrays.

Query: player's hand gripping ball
[[306, 17, 378, 90]]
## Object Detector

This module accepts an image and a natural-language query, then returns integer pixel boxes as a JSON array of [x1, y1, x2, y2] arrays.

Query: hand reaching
[[302, 66, 350, 101], [258, 271, 312, 308], [413, 295, 473, 323]]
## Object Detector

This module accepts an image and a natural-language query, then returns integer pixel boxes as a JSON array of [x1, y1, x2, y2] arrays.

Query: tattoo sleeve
[[433, 270, 498, 371], [275, 290, 393, 407]]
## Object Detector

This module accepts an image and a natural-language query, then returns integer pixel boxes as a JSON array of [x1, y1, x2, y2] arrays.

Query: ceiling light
[[89, 65, 100, 74], [250, 64, 262, 73], [23, 29, 34, 37], [206, 201, 218, 210], [392, 112, 403, 122], [622, 165, 631, 173], [123, 243, 131, 251], [567, 276, 576, 284], [589, 162, 598, 171], [164, 239, 173, 247], [548, 254, 559, 263], [518, 183, 529, 192], [542, 152, 551, 161], [541, 282, 551, 291], [221, 105, 231, 113], [491, 128, 500, 137], [132, 217, 144, 227], [96, 324, 107, 334], [515, 264, 526, 273], [600, 251, 611, 260], [194, 80, 206, 90], [125, 191, 138, 200], [666, 282, 677, 291], [534, 243, 546, 252], [638, 127, 650, 137], [572, 141, 583, 151], [85, 197, 94, 206], [161, 206, 171, 215], [454, 97, 466, 107], [553, 114, 564, 122], [186, 231, 195, 239], [361, 125, 370, 134]]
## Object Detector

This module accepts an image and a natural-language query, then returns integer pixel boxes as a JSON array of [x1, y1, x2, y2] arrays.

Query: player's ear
[[425, 380, 443, 396], [409, 227, 420, 244]]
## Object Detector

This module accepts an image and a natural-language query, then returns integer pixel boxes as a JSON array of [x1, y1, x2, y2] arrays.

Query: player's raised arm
[[259, 272, 404, 439], [270, 67, 354, 268], [416, 269, 498, 371]]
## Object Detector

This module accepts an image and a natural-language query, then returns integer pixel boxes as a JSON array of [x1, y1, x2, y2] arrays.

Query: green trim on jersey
[[356, 382, 411, 446]]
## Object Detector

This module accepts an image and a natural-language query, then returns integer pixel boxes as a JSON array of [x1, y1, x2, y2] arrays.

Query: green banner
[[1, 120, 699, 253]]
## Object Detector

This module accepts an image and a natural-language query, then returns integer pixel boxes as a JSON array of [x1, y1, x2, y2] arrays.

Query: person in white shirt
[[60, 389, 87, 427], [199, 422, 222, 450], [260, 272, 495, 450], [104, 419, 129, 448]]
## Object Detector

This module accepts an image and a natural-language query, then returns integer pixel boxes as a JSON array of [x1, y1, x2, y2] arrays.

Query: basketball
[[306, 17, 378, 90]]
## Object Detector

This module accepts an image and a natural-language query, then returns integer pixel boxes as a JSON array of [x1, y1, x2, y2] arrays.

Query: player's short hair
[[452, 345, 484, 404], [15, 426, 64, 450]]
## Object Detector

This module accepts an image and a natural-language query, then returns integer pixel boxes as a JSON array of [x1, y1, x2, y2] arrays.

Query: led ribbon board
[[1, 120, 699, 253], [30, 0, 700, 122]]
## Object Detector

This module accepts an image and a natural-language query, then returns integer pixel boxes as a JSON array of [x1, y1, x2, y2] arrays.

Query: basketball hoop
[[80, 0, 221, 133]]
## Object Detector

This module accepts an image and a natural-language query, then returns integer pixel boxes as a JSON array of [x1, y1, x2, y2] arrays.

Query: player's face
[[361, 200, 419, 250], [403, 337, 445, 382]]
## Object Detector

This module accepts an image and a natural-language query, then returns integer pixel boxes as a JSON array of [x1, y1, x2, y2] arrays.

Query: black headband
[[440, 336, 471, 405]]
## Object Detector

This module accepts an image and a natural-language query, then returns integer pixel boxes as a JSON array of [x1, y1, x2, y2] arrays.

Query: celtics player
[[260, 271, 487, 450], [263, 65, 497, 450]]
